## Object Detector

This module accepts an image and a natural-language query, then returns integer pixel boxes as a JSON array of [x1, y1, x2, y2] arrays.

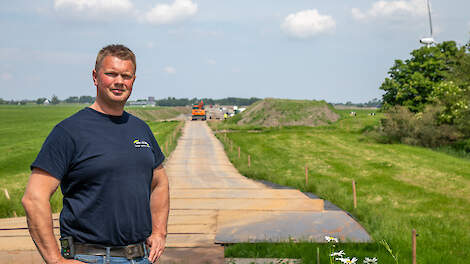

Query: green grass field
[[211, 109, 470, 263], [0, 105, 182, 218]]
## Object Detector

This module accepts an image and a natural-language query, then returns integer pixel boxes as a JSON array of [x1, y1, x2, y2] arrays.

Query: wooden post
[[248, 155, 251, 168], [316, 247, 320, 264], [412, 229, 417, 264], [305, 165, 309, 186], [238, 147, 240, 159], [352, 180, 357, 209], [4, 189, 10, 200]]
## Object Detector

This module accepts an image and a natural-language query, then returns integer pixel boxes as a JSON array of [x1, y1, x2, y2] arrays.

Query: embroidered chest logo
[[133, 139, 150, 148]]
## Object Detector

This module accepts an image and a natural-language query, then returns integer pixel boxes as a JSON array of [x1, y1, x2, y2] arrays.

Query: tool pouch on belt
[[60, 236, 75, 259]]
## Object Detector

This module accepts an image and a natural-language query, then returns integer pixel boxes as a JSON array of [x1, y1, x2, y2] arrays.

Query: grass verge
[[0, 105, 183, 218], [210, 109, 470, 263]]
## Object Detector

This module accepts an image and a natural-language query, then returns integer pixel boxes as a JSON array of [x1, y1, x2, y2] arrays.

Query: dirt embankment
[[127, 106, 191, 122], [237, 98, 340, 127]]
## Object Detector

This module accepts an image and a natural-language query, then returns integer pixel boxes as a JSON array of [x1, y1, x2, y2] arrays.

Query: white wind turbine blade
[[427, 0, 433, 38]]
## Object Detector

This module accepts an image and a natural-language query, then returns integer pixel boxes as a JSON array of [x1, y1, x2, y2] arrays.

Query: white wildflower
[[337, 257, 358, 264], [325, 236, 338, 243], [330, 250, 345, 257], [363, 257, 378, 264]]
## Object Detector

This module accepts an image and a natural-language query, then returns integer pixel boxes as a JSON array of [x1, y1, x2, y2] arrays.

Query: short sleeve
[[31, 125, 75, 180], [147, 127, 165, 169]]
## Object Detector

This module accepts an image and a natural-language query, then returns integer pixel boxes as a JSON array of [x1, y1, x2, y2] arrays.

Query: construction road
[[0, 121, 370, 263]]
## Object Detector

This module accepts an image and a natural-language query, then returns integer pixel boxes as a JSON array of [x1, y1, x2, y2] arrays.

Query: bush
[[452, 138, 470, 153], [378, 105, 463, 147]]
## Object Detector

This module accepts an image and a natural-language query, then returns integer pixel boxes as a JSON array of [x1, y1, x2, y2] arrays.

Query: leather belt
[[74, 242, 146, 259]]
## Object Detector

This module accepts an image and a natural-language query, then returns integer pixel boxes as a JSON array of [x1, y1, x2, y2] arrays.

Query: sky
[[1, 0, 469, 103]]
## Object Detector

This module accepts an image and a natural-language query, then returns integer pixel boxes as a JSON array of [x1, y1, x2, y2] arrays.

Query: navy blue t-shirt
[[31, 107, 165, 246]]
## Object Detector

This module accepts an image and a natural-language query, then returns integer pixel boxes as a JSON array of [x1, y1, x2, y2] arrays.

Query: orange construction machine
[[191, 100, 206, 121]]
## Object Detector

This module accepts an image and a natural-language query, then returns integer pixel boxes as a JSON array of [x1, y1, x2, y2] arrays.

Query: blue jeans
[[74, 254, 151, 263]]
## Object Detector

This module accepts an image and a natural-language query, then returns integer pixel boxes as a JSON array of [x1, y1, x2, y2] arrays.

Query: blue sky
[[1, 0, 469, 102]]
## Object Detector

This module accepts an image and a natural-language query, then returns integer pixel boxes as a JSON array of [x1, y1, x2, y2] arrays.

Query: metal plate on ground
[[170, 189, 308, 199], [166, 234, 215, 247], [171, 198, 324, 211], [215, 210, 372, 243]]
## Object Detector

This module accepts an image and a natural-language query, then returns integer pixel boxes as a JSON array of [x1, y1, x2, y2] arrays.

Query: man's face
[[93, 55, 135, 105]]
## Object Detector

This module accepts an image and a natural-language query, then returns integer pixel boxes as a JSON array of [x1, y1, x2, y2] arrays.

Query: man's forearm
[[23, 198, 62, 263], [150, 181, 169, 236]]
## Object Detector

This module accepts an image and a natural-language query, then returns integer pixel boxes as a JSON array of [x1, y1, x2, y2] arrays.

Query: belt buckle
[[125, 244, 144, 260], [125, 246, 135, 259]]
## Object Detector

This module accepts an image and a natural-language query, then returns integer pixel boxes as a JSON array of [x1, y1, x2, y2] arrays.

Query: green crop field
[[0, 105, 182, 218], [211, 109, 470, 263]]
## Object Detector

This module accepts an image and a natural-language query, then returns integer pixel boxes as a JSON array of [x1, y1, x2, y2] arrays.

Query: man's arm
[[146, 164, 170, 263], [22, 168, 81, 264]]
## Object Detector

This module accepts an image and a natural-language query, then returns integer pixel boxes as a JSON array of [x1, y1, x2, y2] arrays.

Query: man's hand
[[55, 258, 84, 264], [146, 233, 166, 263]]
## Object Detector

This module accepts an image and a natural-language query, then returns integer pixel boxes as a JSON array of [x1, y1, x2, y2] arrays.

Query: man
[[22, 44, 169, 264]]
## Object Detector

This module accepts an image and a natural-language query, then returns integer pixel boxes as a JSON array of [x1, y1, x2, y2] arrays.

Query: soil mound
[[237, 98, 339, 127], [127, 106, 190, 122]]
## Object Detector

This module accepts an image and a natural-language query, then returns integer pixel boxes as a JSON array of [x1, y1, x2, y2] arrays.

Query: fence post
[[316, 247, 320, 264], [352, 180, 357, 209], [238, 147, 240, 159], [412, 229, 417, 264], [248, 155, 251, 168], [305, 165, 309, 186]]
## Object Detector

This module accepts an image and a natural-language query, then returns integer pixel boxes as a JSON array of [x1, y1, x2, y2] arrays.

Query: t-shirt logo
[[133, 139, 150, 148]]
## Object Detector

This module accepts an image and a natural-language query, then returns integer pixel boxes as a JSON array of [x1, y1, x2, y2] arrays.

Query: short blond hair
[[95, 44, 136, 74]]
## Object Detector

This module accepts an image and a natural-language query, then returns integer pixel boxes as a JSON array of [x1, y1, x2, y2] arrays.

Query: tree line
[[0, 96, 261, 106], [374, 40, 470, 150], [155, 97, 261, 106]]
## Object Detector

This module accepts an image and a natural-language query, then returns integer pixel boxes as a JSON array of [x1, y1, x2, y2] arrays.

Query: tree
[[65, 96, 79, 104], [51, 95, 60, 105], [36, 98, 47, 104], [79, 95, 94, 104], [380, 41, 465, 112]]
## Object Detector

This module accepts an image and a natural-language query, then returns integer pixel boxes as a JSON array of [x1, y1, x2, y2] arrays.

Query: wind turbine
[[419, 0, 435, 47]]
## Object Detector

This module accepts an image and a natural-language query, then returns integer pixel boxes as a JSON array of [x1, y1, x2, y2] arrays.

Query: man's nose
[[115, 74, 124, 84]]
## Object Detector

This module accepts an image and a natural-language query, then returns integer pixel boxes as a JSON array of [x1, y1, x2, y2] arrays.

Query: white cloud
[[54, 0, 133, 20], [163, 66, 176, 74], [0, 72, 12, 81], [143, 0, 197, 25], [281, 9, 336, 39], [352, 0, 426, 21]]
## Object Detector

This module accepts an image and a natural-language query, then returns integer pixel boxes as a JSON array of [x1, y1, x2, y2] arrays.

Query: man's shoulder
[[57, 107, 90, 128]]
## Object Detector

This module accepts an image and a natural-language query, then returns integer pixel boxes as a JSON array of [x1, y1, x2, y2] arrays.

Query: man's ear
[[92, 69, 98, 86]]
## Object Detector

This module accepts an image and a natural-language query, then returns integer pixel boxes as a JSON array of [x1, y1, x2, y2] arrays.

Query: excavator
[[191, 100, 206, 121]]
